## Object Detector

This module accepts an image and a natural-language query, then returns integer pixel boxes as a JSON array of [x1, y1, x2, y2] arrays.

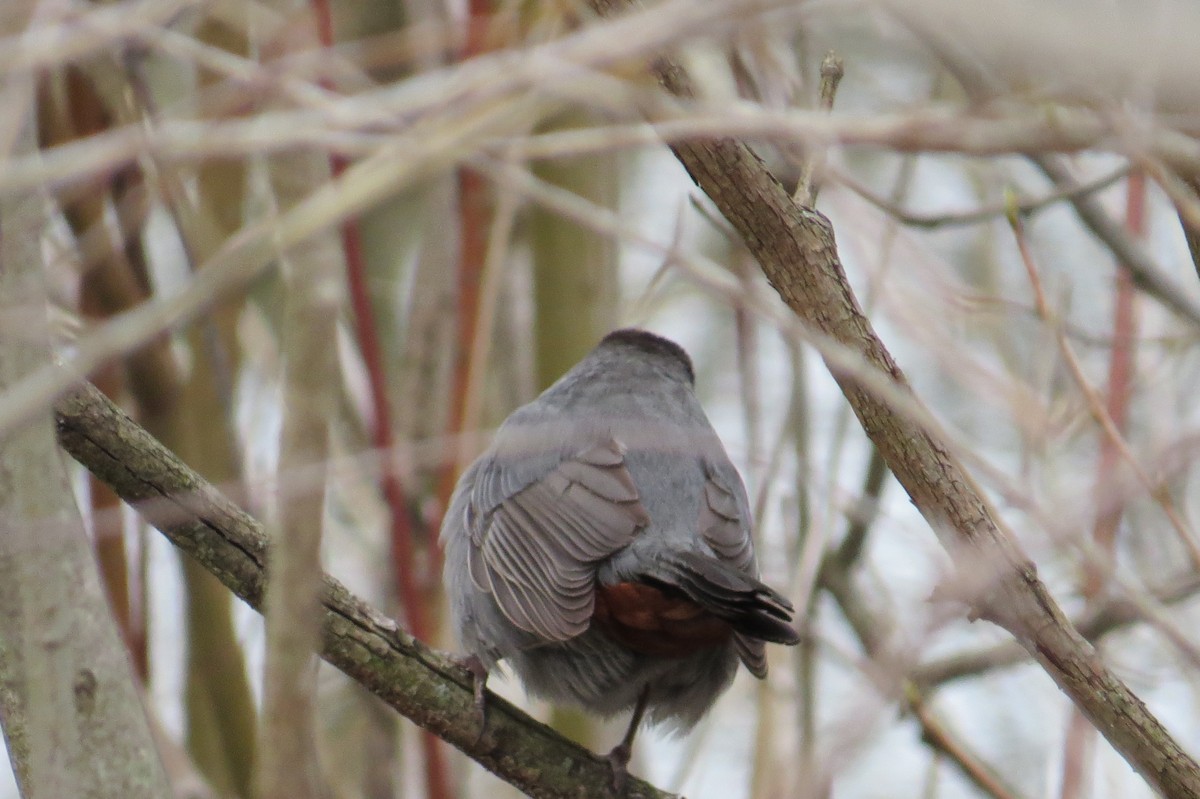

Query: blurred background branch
[[5, 0, 1200, 797]]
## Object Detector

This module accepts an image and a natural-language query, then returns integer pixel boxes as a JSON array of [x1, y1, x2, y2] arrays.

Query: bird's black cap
[[599, 328, 695, 384]]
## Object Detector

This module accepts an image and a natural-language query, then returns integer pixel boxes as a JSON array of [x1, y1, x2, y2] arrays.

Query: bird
[[440, 328, 800, 788]]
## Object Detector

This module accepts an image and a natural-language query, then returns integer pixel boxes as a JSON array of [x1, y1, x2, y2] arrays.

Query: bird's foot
[[605, 688, 649, 793], [452, 654, 495, 751], [605, 741, 633, 793]]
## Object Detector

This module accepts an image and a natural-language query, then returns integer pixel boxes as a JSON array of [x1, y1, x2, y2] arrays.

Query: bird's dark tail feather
[[648, 551, 800, 645]]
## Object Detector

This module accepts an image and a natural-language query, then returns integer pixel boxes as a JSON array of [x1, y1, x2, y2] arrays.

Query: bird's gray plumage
[[441, 328, 797, 730]]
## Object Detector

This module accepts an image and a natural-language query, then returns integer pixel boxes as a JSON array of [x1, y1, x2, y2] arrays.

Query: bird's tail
[[647, 550, 800, 645]]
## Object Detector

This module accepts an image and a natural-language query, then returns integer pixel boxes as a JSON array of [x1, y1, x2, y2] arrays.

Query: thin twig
[[793, 50, 843, 206], [1009, 203, 1200, 575], [906, 685, 1025, 799], [838, 165, 1129, 229], [1031, 154, 1200, 328], [818, 555, 1024, 799], [834, 448, 889, 568], [913, 570, 1200, 688], [1139, 155, 1200, 281]]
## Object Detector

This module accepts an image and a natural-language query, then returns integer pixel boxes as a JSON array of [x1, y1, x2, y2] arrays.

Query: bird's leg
[[606, 688, 650, 792], [454, 654, 493, 749]]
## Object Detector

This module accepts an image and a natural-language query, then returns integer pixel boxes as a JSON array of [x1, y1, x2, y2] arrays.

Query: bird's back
[[441, 329, 795, 728]]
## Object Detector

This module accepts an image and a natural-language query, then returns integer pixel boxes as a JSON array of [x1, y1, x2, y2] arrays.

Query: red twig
[[1086, 169, 1142, 597], [90, 364, 149, 681], [463, 3, 491, 56], [435, 2, 494, 517], [336, 189, 433, 638], [1059, 709, 1094, 799], [1062, 169, 1143, 799], [309, 4, 450, 799], [437, 167, 488, 515]]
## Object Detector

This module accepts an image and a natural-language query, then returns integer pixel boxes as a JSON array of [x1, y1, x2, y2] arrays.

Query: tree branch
[[584, 0, 1200, 794], [1030, 154, 1200, 328], [53, 381, 672, 799], [913, 571, 1200, 689]]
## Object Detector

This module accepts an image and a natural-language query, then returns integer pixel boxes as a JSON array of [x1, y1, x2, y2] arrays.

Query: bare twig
[[793, 50, 843, 206], [254, 10, 348, 795], [913, 570, 1200, 688], [818, 557, 1023, 799], [1031, 154, 1200, 328], [10, 86, 1200, 201], [834, 448, 889, 569], [0, 0, 202, 75], [906, 685, 1024, 799], [1009, 205, 1200, 574], [1133, 155, 1200, 283], [838, 165, 1129, 229]]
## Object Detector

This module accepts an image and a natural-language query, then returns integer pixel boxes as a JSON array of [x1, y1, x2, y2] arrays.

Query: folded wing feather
[[469, 438, 649, 642]]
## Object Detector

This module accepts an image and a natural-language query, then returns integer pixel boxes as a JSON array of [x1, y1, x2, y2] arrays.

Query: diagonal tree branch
[[584, 0, 1200, 795], [1030, 153, 1200, 327], [53, 381, 671, 799], [913, 570, 1200, 689]]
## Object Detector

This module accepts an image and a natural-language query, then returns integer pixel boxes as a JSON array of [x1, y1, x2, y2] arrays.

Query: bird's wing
[[466, 437, 649, 643], [698, 459, 770, 677], [698, 460, 755, 572]]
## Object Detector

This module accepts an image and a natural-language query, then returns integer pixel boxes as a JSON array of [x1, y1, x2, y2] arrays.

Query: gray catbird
[[441, 328, 800, 787]]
